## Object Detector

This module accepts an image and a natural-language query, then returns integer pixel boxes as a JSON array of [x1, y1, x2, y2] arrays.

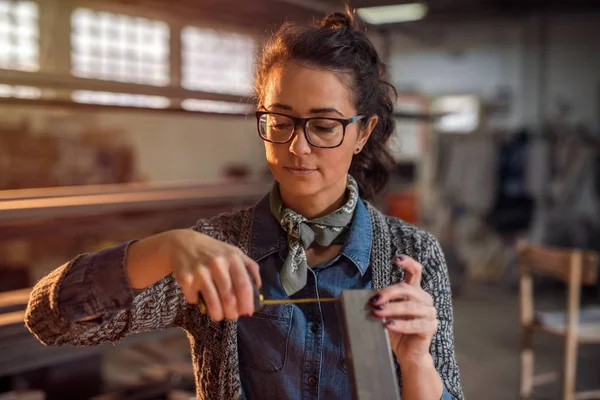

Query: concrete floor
[[453, 282, 600, 400]]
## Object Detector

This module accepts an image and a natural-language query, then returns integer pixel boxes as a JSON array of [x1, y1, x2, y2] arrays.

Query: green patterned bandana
[[269, 175, 359, 296]]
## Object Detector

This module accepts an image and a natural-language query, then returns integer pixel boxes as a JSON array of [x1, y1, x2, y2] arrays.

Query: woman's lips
[[283, 167, 317, 176]]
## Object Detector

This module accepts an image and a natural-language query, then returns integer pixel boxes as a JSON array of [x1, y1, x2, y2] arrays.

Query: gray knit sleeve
[[420, 232, 464, 400], [25, 246, 187, 347]]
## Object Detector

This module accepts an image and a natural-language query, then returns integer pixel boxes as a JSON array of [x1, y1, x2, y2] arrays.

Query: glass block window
[[0, 0, 39, 71], [72, 90, 169, 108], [0, 84, 41, 99], [181, 99, 253, 114], [181, 27, 255, 96], [71, 8, 170, 86]]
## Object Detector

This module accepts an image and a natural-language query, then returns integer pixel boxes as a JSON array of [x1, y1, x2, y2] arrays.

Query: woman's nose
[[289, 125, 311, 155]]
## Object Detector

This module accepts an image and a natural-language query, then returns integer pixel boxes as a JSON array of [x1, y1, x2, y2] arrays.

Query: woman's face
[[261, 61, 377, 200]]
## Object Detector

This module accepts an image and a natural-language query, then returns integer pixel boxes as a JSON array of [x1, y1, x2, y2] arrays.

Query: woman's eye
[[314, 125, 335, 133]]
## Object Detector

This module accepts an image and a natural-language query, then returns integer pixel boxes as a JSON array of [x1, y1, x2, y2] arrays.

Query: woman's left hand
[[369, 255, 438, 364]]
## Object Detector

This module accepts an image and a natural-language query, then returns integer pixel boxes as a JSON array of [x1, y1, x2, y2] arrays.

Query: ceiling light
[[356, 3, 428, 25]]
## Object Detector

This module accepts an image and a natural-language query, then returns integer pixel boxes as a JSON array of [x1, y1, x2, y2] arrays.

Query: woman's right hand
[[126, 229, 262, 321]]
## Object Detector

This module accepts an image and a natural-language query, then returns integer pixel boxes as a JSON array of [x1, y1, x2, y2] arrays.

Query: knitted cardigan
[[25, 201, 464, 400]]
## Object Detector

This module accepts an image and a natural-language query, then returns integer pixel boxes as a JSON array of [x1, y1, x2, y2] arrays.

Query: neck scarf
[[269, 175, 359, 296]]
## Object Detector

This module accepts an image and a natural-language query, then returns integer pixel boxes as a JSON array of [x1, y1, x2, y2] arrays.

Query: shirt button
[[308, 376, 318, 387], [311, 323, 320, 334]]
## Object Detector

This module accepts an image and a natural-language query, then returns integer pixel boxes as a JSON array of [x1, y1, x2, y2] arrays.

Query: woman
[[26, 10, 463, 400]]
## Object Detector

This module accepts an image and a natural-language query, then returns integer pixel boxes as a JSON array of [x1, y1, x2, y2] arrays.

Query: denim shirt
[[57, 195, 455, 399], [238, 195, 455, 400], [238, 195, 373, 400]]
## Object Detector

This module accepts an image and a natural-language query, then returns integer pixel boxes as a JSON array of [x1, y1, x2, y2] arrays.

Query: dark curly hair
[[254, 7, 397, 201]]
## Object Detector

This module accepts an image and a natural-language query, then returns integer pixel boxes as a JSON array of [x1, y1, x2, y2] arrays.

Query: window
[[0, 0, 39, 71], [72, 90, 169, 109], [71, 8, 170, 86], [181, 99, 253, 114], [181, 27, 255, 96], [432, 95, 481, 133], [0, 84, 41, 99]]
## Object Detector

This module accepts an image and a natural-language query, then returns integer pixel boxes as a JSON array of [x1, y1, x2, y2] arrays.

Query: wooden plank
[[0, 310, 26, 327], [0, 316, 184, 377], [0, 288, 31, 313], [563, 251, 583, 400], [339, 289, 401, 400], [0, 203, 240, 240], [518, 242, 598, 287], [0, 180, 263, 201], [0, 182, 271, 223], [519, 260, 534, 399]]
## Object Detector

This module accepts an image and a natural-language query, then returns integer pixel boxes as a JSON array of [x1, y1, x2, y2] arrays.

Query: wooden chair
[[518, 241, 600, 400]]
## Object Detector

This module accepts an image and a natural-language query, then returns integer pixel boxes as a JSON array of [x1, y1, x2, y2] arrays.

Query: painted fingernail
[[369, 294, 380, 303], [372, 304, 384, 311], [394, 255, 404, 262], [387, 320, 395, 326]]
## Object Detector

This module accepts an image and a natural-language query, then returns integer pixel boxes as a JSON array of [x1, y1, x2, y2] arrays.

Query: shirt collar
[[249, 193, 287, 262], [339, 198, 372, 275], [249, 193, 372, 275]]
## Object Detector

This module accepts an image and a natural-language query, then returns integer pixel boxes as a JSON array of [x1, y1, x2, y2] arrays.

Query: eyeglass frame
[[255, 110, 367, 149]]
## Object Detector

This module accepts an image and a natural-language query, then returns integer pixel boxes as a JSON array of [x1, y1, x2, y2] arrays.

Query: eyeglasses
[[256, 111, 366, 149]]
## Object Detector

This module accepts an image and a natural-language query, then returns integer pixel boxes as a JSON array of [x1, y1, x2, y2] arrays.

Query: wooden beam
[[0, 317, 184, 377], [0, 288, 31, 314], [0, 180, 261, 201], [0, 69, 252, 104], [38, 0, 75, 76], [0, 97, 255, 117], [0, 181, 270, 240], [0, 181, 271, 223], [169, 21, 183, 90], [67, 0, 315, 33], [0, 310, 26, 327], [0, 203, 242, 240]]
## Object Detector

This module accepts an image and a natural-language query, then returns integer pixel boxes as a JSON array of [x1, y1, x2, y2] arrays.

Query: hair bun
[[319, 11, 355, 30]]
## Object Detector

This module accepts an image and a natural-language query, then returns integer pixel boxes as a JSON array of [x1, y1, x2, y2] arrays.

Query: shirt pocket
[[237, 304, 293, 373]]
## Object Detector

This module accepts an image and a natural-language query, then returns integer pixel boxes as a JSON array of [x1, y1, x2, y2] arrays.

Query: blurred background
[[0, 0, 599, 399]]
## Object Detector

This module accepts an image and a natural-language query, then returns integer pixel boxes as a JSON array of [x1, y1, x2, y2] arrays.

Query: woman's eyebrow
[[309, 107, 344, 117], [266, 104, 345, 117], [267, 103, 293, 111]]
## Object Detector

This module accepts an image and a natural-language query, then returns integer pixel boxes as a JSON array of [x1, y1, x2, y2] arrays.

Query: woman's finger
[[241, 252, 262, 289], [229, 254, 256, 316], [171, 251, 198, 304], [195, 266, 224, 321], [209, 256, 238, 320], [370, 282, 425, 305], [372, 300, 436, 321], [385, 317, 439, 336], [393, 255, 422, 287]]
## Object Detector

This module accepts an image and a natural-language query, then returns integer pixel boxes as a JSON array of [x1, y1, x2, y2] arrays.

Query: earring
[[355, 147, 361, 154]]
